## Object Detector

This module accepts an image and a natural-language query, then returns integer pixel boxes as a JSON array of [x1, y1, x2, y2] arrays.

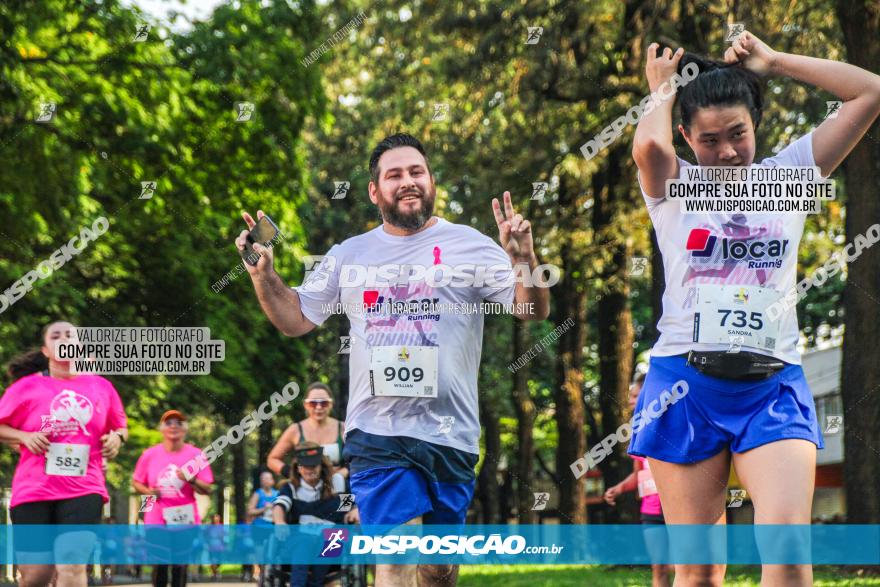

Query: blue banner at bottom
[[0, 525, 878, 565]]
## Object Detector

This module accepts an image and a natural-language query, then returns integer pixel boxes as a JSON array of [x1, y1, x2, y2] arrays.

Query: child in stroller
[[269, 442, 359, 587]]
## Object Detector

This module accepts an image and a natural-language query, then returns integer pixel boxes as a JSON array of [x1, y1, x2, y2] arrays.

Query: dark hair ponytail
[[5, 322, 58, 381], [676, 53, 764, 131], [6, 349, 48, 381]]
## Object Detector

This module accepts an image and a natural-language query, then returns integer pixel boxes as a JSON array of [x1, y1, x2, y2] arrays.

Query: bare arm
[[726, 33, 880, 177], [190, 478, 212, 495], [0, 424, 23, 444], [492, 192, 550, 321], [617, 471, 639, 493], [603, 470, 638, 505], [235, 211, 318, 338], [267, 424, 300, 476], [273, 504, 287, 525], [251, 270, 317, 338], [131, 479, 158, 496], [632, 43, 683, 199], [771, 47, 880, 177], [0, 424, 49, 454], [101, 427, 128, 459], [512, 255, 550, 321], [247, 492, 263, 517]]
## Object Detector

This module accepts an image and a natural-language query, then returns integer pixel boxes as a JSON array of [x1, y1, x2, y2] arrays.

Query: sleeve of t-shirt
[[0, 379, 27, 428], [293, 244, 343, 327], [331, 473, 346, 494], [103, 378, 128, 431], [760, 132, 816, 219], [637, 158, 689, 237], [760, 131, 816, 169], [195, 450, 214, 483], [275, 483, 293, 512], [478, 238, 516, 304], [132, 451, 150, 485]]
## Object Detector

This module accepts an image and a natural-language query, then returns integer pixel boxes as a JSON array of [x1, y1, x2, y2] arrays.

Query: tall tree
[[837, 0, 880, 523]]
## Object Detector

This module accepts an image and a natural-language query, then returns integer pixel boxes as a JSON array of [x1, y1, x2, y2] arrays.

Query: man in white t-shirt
[[236, 133, 549, 586]]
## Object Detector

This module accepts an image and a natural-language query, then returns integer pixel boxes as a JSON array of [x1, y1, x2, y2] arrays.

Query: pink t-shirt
[[0, 372, 127, 508], [133, 443, 213, 525], [633, 456, 662, 516]]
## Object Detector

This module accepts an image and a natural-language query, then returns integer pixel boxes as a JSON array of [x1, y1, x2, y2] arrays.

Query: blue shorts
[[629, 355, 824, 464], [343, 429, 478, 526]]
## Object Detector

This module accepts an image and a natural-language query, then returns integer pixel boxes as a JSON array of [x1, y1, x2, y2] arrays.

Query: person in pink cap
[[0, 320, 129, 587], [132, 409, 213, 587]]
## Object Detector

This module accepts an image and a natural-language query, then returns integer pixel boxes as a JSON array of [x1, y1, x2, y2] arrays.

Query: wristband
[[281, 464, 291, 479], [112, 430, 126, 444]]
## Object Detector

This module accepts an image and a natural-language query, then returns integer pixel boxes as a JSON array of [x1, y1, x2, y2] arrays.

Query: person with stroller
[[271, 443, 359, 587]]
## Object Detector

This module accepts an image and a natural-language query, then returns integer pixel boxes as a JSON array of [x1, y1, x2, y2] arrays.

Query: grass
[[129, 563, 880, 586], [457, 565, 880, 586]]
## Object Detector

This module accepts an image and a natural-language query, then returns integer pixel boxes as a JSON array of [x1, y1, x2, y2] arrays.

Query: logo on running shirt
[[40, 389, 94, 436], [362, 290, 440, 315], [365, 283, 440, 346], [685, 228, 790, 269], [156, 464, 187, 497], [733, 288, 749, 304], [319, 528, 348, 558]]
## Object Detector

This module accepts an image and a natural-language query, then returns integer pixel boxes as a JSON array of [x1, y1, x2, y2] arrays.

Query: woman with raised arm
[[629, 31, 880, 587]]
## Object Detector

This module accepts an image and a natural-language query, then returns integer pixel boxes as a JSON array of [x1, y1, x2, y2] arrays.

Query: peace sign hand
[[492, 191, 535, 263]]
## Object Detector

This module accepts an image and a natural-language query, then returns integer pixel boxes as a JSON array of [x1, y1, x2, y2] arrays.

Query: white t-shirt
[[295, 218, 516, 454], [641, 132, 816, 365], [275, 473, 346, 511]]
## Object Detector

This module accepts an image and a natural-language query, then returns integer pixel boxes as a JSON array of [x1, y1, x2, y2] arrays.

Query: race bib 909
[[369, 346, 439, 398]]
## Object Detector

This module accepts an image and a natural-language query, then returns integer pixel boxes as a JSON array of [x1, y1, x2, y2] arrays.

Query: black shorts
[[11, 494, 103, 554], [640, 513, 666, 525]]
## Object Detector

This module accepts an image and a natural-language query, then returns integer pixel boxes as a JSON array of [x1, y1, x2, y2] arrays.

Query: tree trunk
[[477, 399, 502, 523], [215, 477, 225, 519], [837, 0, 880, 524], [511, 319, 538, 523], [592, 148, 636, 521], [596, 255, 635, 498], [258, 417, 273, 471], [232, 430, 247, 523], [552, 228, 589, 522]]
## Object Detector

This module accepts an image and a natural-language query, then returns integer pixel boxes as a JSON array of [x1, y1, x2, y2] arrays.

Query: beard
[[378, 184, 436, 231]]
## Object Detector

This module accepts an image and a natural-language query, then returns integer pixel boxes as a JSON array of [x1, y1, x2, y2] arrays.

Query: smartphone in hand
[[240, 215, 281, 266]]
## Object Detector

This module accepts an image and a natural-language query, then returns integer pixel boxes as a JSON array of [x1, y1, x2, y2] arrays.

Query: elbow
[[278, 324, 304, 338], [279, 312, 312, 338], [277, 324, 298, 337], [530, 307, 551, 322], [632, 137, 673, 168], [516, 306, 550, 322]]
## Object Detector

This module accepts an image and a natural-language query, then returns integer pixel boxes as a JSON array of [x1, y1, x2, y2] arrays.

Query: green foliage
[[0, 0, 325, 489], [0, 0, 859, 521]]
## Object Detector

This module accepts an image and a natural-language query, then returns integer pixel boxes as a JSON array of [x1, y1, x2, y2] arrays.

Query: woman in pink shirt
[[604, 371, 673, 587], [133, 409, 213, 587], [0, 321, 129, 587]]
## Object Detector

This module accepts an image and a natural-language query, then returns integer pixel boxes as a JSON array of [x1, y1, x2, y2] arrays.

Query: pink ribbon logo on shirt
[[433, 246, 442, 265]]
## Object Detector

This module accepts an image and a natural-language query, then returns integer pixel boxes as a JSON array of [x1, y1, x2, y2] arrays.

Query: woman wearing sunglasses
[[268, 382, 347, 479]]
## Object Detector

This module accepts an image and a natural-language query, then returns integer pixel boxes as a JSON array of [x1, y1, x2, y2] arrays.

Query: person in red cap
[[132, 410, 214, 587]]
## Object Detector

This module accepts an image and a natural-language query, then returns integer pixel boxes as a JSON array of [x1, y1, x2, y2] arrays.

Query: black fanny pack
[[684, 350, 786, 381]]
